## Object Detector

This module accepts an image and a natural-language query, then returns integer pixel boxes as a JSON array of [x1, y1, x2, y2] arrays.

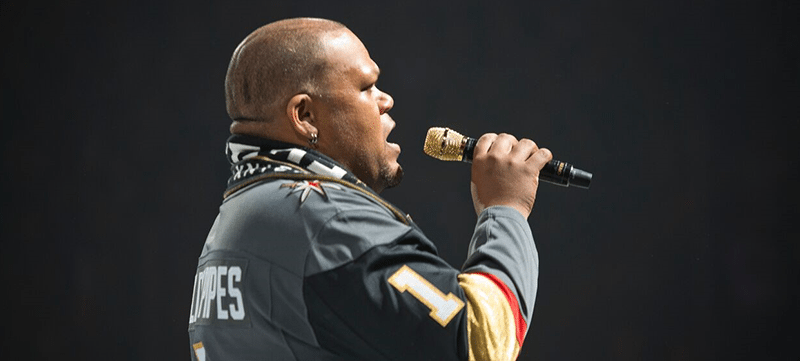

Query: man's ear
[[286, 93, 317, 139]]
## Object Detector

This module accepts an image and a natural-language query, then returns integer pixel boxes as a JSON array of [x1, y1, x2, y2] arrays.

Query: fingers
[[476, 133, 542, 163], [529, 147, 553, 169], [509, 138, 537, 160], [474, 133, 519, 159], [474, 132, 554, 178], [470, 132, 549, 219], [489, 134, 517, 155], [473, 133, 497, 158]]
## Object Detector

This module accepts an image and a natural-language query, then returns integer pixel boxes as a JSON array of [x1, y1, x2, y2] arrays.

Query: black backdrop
[[2, 1, 798, 360]]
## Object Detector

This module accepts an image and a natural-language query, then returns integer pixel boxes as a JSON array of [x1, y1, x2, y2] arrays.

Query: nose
[[378, 90, 394, 115]]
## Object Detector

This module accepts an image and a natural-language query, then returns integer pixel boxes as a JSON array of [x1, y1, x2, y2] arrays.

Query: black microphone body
[[423, 127, 592, 189], [459, 136, 592, 188]]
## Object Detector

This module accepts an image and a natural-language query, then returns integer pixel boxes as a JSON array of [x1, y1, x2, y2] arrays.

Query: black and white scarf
[[222, 134, 410, 224], [224, 134, 365, 196]]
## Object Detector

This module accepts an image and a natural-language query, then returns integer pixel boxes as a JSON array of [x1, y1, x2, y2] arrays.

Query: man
[[188, 17, 553, 361]]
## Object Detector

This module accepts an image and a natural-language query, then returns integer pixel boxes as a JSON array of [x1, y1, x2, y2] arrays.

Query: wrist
[[479, 205, 530, 221]]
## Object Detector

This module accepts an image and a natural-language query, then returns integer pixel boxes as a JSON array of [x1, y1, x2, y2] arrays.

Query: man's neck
[[229, 120, 307, 148]]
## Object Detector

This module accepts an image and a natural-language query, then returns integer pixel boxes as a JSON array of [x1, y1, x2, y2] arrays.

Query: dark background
[[2, 0, 798, 359]]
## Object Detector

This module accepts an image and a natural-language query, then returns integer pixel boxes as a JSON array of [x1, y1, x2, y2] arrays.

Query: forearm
[[458, 206, 539, 360], [463, 206, 538, 318]]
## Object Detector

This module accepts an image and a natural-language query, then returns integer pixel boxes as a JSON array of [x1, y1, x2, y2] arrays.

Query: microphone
[[423, 127, 592, 189]]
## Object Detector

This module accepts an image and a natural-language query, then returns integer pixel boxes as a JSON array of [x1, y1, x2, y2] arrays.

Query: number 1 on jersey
[[388, 265, 465, 327]]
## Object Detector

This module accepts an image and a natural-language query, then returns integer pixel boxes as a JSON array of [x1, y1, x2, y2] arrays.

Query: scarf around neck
[[222, 134, 410, 224]]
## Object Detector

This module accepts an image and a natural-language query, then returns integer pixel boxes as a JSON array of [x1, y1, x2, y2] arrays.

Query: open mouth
[[384, 132, 401, 154], [386, 138, 401, 152], [383, 116, 400, 152]]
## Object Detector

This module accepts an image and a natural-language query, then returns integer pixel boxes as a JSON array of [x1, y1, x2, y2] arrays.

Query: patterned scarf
[[224, 134, 368, 194], [223, 134, 410, 224]]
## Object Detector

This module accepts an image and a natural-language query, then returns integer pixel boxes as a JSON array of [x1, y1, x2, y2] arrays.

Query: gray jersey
[[188, 135, 539, 360]]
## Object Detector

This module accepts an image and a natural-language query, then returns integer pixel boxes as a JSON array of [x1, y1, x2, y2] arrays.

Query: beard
[[380, 163, 404, 190]]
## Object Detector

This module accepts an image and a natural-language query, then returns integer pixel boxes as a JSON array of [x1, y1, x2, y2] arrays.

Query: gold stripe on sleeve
[[457, 273, 521, 361]]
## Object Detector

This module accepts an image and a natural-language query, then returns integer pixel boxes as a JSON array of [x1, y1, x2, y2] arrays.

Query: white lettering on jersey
[[189, 272, 199, 323], [227, 266, 245, 320], [216, 266, 228, 320], [189, 262, 247, 325], [195, 269, 206, 322], [388, 265, 465, 327], [202, 266, 216, 319]]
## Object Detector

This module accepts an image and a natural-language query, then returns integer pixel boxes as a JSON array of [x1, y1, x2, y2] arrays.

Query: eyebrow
[[357, 62, 379, 82], [370, 62, 381, 78]]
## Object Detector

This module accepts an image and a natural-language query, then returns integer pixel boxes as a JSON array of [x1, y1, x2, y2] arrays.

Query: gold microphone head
[[423, 127, 467, 162]]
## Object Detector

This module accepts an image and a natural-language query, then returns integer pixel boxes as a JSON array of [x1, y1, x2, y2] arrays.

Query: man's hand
[[470, 133, 553, 219]]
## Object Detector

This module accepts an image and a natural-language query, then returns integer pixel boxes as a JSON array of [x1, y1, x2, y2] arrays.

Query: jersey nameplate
[[189, 259, 250, 328]]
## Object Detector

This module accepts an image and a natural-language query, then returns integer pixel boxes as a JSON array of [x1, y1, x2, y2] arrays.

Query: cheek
[[325, 95, 382, 144]]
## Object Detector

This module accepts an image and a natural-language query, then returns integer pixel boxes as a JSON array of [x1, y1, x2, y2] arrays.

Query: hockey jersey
[[188, 135, 539, 361]]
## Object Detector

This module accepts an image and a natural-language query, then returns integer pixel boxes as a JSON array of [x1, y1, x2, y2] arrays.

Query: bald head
[[225, 18, 347, 122]]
